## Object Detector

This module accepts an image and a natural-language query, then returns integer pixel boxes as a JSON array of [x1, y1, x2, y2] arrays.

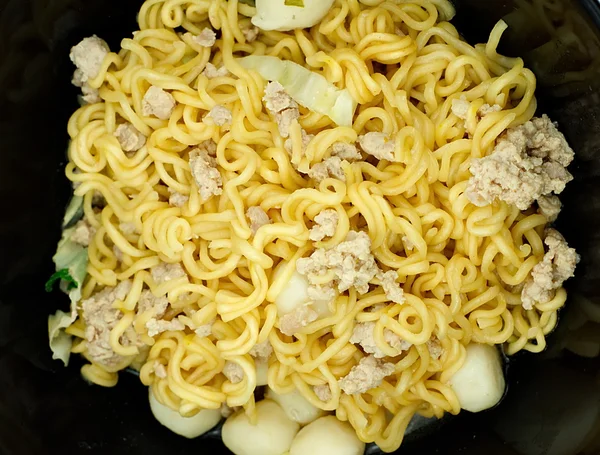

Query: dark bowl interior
[[1, 0, 600, 454]]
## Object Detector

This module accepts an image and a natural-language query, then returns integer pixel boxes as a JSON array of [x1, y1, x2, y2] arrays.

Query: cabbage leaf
[[46, 200, 89, 366], [238, 55, 357, 127]]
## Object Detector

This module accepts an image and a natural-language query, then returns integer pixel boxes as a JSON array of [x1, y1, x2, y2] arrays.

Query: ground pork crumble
[[142, 86, 176, 120], [314, 384, 332, 401], [249, 340, 273, 359], [358, 132, 397, 161], [521, 228, 579, 310], [350, 322, 412, 358], [263, 81, 299, 138], [279, 305, 318, 336], [466, 115, 574, 210], [309, 209, 339, 242], [338, 355, 395, 395], [189, 148, 223, 202], [203, 62, 230, 79], [308, 156, 347, 183], [451, 95, 501, 121], [151, 261, 187, 284], [207, 105, 232, 126], [537, 194, 562, 222], [82, 280, 135, 369], [296, 231, 405, 303], [70, 35, 109, 103], [71, 219, 96, 247], [114, 123, 146, 153], [246, 206, 271, 234], [223, 361, 244, 384], [190, 28, 217, 47]]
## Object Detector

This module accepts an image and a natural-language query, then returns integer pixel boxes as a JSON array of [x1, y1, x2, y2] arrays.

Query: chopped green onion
[[45, 269, 77, 292], [284, 0, 304, 6]]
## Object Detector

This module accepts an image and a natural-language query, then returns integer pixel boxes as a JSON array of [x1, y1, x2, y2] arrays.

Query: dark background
[[1, 0, 600, 454]]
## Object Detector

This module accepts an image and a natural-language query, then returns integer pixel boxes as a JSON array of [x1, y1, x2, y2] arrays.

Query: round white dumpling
[[272, 263, 332, 318], [273, 265, 311, 316], [148, 390, 221, 438], [266, 387, 324, 425], [222, 399, 300, 455], [252, 0, 334, 32], [449, 343, 506, 413], [290, 415, 365, 455]]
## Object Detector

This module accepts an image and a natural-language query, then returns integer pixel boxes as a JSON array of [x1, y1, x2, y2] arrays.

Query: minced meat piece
[[279, 305, 318, 336], [223, 361, 244, 384], [241, 24, 259, 43], [207, 105, 232, 126], [80, 85, 101, 105], [452, 96, 501, 120], [192, 28, 217, 47], [537, 195, 562, 222], [151, 261, 187, 284], [284, 129, 314, 156], [194, 322, 213, 338], [249, 340, 273, 359], [307, 284, 336, 303], [154, 361, 167, 378], [137, 290, 168, 317], [358, 132, 396, 161], [120, 222, 137, 235], [263, 82, 299, 138], [466, 115, 574, 210], [314, 384, 332, 401], [296, 231, 380, 295], [168, 189, 189, 208], [203, 62, 230, 79], [69, 36, 109, 83], [309, 209, 339, 242], [199, 139, 217, 156], [71, 219, 96, 247], [142, 86, 176, 120], [479, 103, 502, 116], [276, 109, 299, 138], [146, 317, 185, 337], [350, 322, 411, 358], [427, 338, 443, 360], [521, 228, 579, 310], [263, 81, 297, 112], [308, 157, 347, 183], [246, 206, 271, 234], [82, 280, 135, 369], [114, 123, 146, 153], [402, 235, 415, 251], [451, 96, 470, 120], [378, 270, 405, 304], [332, 142, 362, 161], [189, 148, 223, 202], [338, 355, 395, 395]]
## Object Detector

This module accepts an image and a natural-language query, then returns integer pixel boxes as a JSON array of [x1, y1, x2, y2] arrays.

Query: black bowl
[[1, 0, 600, 454]]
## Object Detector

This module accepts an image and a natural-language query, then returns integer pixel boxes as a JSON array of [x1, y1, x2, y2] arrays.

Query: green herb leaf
[[284, 0, 304, 6], [45, 269, 77, 292]]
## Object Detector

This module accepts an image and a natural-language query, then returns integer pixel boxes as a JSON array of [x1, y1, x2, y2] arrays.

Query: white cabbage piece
[[46, 199, 89, 366], [62, 195, 84, 228], [238, 55, 357, 127], [252, 0, 334, 32]]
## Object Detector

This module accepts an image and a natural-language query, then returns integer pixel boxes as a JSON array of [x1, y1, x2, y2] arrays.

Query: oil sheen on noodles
[[63, 0, 560, 452]]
